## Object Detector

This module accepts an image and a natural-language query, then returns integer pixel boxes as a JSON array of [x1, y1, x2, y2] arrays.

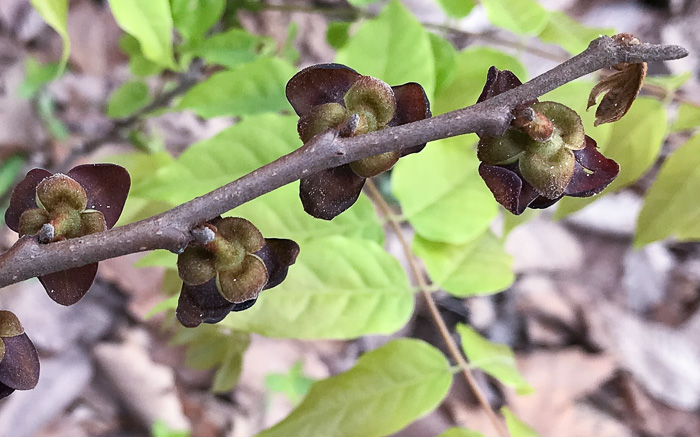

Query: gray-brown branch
[[0, 36, 688, 288]]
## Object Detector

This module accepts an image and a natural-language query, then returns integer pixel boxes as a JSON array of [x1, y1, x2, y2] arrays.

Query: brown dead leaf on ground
[[98, 254, 165, 321]]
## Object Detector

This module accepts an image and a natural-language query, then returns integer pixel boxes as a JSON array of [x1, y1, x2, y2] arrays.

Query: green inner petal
[[519, 147, 575, 199]]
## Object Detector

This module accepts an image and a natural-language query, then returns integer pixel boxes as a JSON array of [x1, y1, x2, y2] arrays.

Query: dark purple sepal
[[38, 263, 98, 306], [257, 238, 300, 290], [477, 66, 527, 104], [4, 168, 52, 232], [299, 165, 366, 220], [565, 136, 620, 197], [176, 279, 235, 328], [478, 163, 540, 215], [0, 334, 40, 391], [286, 63, 360, 116], [0, 383, 14, 400], [390, 82, 432, 156], [67, 164, 131, 229], [231, 299, 257, 312]]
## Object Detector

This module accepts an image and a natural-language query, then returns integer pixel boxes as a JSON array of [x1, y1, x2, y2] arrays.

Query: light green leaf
[[134, 114, 383, 244], [119, 35, 164, 76], [457, 324, 533, 395], [151, 420, 190, 437], [223, 237, 413, 339], [335, 0, 435, 100], [555, 97, 667, 217], [284, 22, 300, 65], [645, 72, 692, 96], [37, 93, 68, 140], [430, 33, 457, 97], [502, 407, 539, 437], [191, 29, 265, 68], [436, 0, 476, 18], [178, 57, 295, 118], [18, 58, 61, 99], [30, 0, 70, 75], [107, 0, 175, 68], [439, 428, 486, 437], [481, 0, 549, 35], [265, 361, 316, 405], [393, 136, 499, 244], [170, 325, 250, 393], [145, 294, 178, 319], [0, 155, 25, 199], [257, 339, 452, 437], [538, 11, 613, 55], [414, 232, 513, 297], [171, 0, 225, 42], [671, 102, 700, 133], [347, 0, 377, 7], [326, 21, 351, 50], [433, 46, 526, 116], [107, 81, 150, 119], [635, 133, 700, 246]]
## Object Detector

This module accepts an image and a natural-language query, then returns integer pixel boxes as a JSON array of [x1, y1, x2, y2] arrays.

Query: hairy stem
[[0, 36, 687, 288], [365, 180, 509, 437]]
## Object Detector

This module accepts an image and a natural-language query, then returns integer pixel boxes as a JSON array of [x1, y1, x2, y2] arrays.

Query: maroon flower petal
[[478, 163, 539, 215], [256, 238, 300, 290], [176, 279, 235, 328], [0, 334, 40, 391], [476, 66, 525, 104], [299, 165, 366, 220], [67, 164, 131, 229], [529, 195, 562, 209], [5, 168, 52, 232], [0, 382, 14, 400], [286, 63, 360, 116], [390, 82, 432, 156], [565, 136, 620, 197], [38, 263, 98, 306]]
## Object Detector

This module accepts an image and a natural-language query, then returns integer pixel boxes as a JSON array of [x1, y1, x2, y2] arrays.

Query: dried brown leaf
[[587, 34, 647, 126]]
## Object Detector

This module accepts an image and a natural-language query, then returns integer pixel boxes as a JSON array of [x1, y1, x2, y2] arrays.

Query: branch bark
[[0, 36, 688, 289]]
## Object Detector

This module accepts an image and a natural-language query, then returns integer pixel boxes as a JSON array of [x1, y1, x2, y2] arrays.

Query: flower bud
[[519, 146, 575, 199], [297, 103, 350, 143], [344, 76, 396, 127], [36, 174, 87, 212], [349, 151, 400, 178], [18, 208, 49, 237], [79, 210, 107, 235]]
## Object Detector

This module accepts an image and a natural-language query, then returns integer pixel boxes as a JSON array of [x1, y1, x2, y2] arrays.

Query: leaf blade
[[30, 0, 70, 75]]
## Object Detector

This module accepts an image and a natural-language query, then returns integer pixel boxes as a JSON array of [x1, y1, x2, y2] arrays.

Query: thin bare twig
[[0, 36, 688, 288], [365, 180, 509, 437]]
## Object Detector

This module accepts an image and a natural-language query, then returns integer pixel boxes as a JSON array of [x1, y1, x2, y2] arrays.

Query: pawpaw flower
[[286, 63, 431, 220], [4, 164, 131, 305], [0, 311, 40, 399], [475, 67, 619, 215], [176, 217, 299, 328]]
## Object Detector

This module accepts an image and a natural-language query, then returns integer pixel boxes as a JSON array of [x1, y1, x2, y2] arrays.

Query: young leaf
[[191, 29, 266, 69], [537, 11, 613, 55], [457, 324, 533, 395], [433, 46, 526, 116], [151, 420, 190, 437], [501, 407, 539, 437], [119, 35, 164, 77], [18, 58, 61, 99], [265, 361, 316, 405], [222, 236, 413, 339], [636, 133, 700, 246], [107, 81, 150, 119], [107, 0, 176, 68], [480, 0, 549, 35], [257, 339, 452, 437], [326, 22, 351, 50], [171, 0, 225, 42], [439, 428, 486, 437], [335, 0, 435, 100], [346, 0, 378, 7], [413, 232, 514, 297], [430, 33, 457, 97], [178, 57, 295, 118], [436, 0, 476, 18], [644, 72, 691, 96], [29, 0, 70, 75], [671, 102, 700, 133], [393, 137, 499, 244]]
